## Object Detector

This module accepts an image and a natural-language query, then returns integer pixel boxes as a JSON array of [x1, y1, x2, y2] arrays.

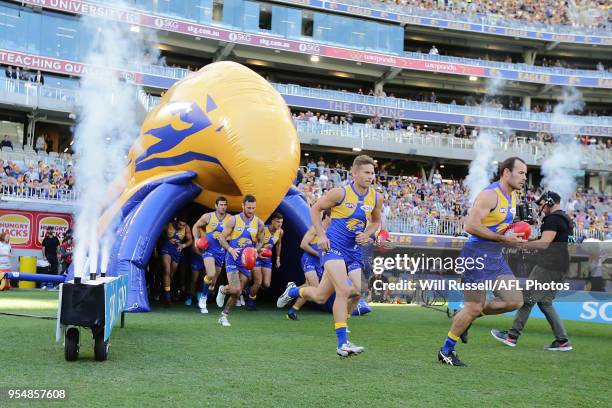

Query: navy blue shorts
[[321, 243, 363, 273], [255, 258, 273, 269], [301, 253, 323, 281], [225, 250, 250, 277], [203, 249, 225, 268], [460, 241, 513, 284], [161, 240, 182, 263], [190, 254, 204, 271]]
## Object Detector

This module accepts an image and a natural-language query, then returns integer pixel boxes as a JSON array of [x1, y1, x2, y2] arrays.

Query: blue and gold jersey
[[327, 182, 377, 250], [309, 234, 320, 252], [204, 211, 227, 252], [229, 213, 260, 249], [166, 222, 187, 244], [262, 225, 281, 249], [468, 181, 517, 243]]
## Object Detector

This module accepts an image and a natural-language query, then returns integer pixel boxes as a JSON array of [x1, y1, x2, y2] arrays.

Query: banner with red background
[[0, 210, 73, 249]]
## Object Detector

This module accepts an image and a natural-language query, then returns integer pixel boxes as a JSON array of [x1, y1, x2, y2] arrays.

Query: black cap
[[536, 191, 561, 205]]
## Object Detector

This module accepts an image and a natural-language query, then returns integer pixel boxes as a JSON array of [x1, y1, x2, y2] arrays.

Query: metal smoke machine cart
[[56, 274, 128, 362]]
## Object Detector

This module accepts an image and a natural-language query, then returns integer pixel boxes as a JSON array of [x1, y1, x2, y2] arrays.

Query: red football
[[260, 247, 273, 258], [505, 221, 531, 240], [377, 229, 390, 245], [196, 237, 209, 251], [241, 247, 257, 270]]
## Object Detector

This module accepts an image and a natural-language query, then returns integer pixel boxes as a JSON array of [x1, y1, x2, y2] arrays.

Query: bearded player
[[438, 157, 527, 366]]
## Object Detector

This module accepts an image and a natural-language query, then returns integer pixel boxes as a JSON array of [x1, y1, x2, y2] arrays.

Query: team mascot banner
[[68, 61, 315, 311]]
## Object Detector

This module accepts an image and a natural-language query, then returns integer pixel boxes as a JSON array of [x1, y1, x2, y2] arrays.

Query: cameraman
[[491, 191, 573, 352]]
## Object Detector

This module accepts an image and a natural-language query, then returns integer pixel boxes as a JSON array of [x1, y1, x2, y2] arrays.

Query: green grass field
[[1, 290, 610, 407]]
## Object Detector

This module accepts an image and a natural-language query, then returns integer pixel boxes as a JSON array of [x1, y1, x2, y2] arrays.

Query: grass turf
[[0, 290, 610, 407]]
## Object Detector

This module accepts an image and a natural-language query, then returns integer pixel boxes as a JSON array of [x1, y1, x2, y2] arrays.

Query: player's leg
[[161, 254, 173, 305], [261, 267, 272, 290], [439, 289, 486, 366], [219, 271, 241, 327], [482, 274, 524, 315], [278, 268, 334, 307], [287, 270, 320, 320], [324, 260, 364, 356], [346, 267, 363, 317], [247, 266, 262, 310], [199, 256, 216, 312], [170, 260, 180, 301], [185, 265, 201, 306]]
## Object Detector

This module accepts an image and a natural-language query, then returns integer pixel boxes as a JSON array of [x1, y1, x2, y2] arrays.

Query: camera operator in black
[[491, 191, 573, 352]]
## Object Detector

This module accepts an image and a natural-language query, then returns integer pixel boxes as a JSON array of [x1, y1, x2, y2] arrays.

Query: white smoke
[[465, 74, 507, 203], [72, 4, 158, 279], [540, 88, 585, 203]]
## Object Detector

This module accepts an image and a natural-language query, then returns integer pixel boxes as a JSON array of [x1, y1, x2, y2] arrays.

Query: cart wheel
[[64, 328, 79, 361], [94, 332, 109, 362]]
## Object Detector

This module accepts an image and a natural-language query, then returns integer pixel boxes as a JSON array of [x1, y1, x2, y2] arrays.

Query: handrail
[[0, 184, 78, 201]]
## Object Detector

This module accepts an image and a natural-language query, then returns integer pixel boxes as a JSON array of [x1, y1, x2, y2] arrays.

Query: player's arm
[[311, 187, 344, 251], [275, 229, 283, 268], [520, 230, 556, 250], [255, 220, 265, 251], [465, 190, 523, 243], [357, 192, 383, 245], [192, 213, 210, 240], [219, 216, 238, 259], [181, 227, 193, 250], [520, 216, 559, 250], [300, 227, 320, 257]]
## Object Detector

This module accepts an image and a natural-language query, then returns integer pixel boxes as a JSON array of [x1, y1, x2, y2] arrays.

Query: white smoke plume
[[72, 3, 158, 279], [540, 88, 585, 203], [465, 73, 507, 203]]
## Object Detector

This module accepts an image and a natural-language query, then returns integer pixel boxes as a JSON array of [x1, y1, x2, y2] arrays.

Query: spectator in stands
[[45, 134, 53, 153], [42, 227, 60, 285], [317, 156, 326, 173], [35, 134, 46, 152], [432, 169, 442, 189], [346, 111, 353, 125], [0, 136, 12, 150], [25, 164, 39, 182], [429, 45, 439, 55], [34, 70, 44, 86]]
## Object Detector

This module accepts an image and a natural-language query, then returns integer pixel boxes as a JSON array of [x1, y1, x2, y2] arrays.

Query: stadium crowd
[[0, 157, 75, 199], [378, 0, 611, 30], [295, 157, 612, 240], [292, 110, 612, 149], [0, 128, 609, 231]]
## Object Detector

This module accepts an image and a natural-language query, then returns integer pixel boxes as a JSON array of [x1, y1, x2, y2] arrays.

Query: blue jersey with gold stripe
[[204, 211, 227, 252], [229, 213, 260, 249], [262, 225, 281, 249], [468, 181, 517, 243], [327, 182, 377, 250], [165, 222, 187, 244]]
